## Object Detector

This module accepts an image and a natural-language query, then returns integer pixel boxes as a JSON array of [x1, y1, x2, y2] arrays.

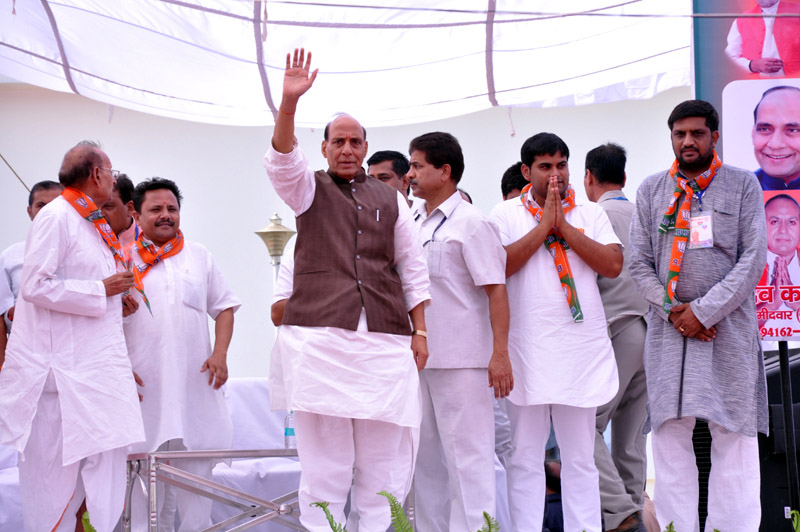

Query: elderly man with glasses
[[0, 141, 145, 532]]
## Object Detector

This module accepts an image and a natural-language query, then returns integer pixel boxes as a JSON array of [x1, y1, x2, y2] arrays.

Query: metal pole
[[779, 340, 800, 515], [149, 457, 158, 532]]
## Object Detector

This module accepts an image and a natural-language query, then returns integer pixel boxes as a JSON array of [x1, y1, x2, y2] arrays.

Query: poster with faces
[[721, 81, 800, 340]]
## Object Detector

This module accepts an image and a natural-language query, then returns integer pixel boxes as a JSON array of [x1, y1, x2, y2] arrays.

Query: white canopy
[[0, 0, 691, 127]]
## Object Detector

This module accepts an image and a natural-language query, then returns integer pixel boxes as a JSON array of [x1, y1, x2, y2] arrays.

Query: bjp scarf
[[658, 151, 722, 314], [520, 183, 583, 322], [134, 230, 185, 280], [61, 187, 151, 313]]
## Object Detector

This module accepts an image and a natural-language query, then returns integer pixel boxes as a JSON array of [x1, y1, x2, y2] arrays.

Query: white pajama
[[19, 372, 128, 532], [507, 403, 601, 532], [414, 368, 496, 532], [653, 417, 761, 532], [294, 411, 416, 532]]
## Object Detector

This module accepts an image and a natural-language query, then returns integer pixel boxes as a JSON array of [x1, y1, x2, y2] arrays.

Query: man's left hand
[[411, 335, 428, 371], [488, 351, 514, 399], [670, 303, 716, 341], [122, 294, 139, 317], [201, 352, 228, 389]]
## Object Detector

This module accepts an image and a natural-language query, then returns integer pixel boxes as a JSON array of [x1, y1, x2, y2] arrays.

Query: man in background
[[0, 180, 63, 339], [501, 161, 528, 200], [752, 85, 800, 190], [101, 174, 139, 249], [367, 150, 411, 205], [584, 143, 649, 532]]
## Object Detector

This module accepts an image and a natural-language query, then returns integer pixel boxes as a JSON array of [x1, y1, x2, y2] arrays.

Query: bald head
[[58, 142, 114, 204], [321, 114, 368, 179]]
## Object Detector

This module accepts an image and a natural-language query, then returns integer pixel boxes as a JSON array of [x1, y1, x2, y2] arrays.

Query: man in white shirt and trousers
[[408, 131, 512, 531], [0, 179, 63, 365], [0, 141, 145, 532], [264, 48, 430, 532], [123, 177, 240, 531], [490, 132, 622, 532]]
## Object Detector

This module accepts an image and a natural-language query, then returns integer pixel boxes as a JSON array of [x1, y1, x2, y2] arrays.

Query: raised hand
[[282, 48, 318, 104]]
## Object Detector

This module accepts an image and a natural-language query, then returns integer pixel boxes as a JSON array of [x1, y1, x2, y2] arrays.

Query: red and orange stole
[[133, 230, 185, 279], [61, 187, 151, 311], [520, 183, 583, 322], [658, 151, 722, 314]]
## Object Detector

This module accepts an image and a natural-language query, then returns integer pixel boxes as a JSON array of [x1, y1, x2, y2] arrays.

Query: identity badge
[[688, 215, 713, 249]]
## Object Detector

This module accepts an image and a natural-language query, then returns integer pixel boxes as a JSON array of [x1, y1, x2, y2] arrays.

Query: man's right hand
[[750, 57, 784, 73], [281, 48, 318, 108], [103, 271, 135, 296]]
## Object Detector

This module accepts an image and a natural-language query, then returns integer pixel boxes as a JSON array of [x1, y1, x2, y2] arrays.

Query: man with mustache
[[264, 49, 430, 531], [489, 132, 623, 532], [629, 100, 767, 531], [122, 177, 240, 531]]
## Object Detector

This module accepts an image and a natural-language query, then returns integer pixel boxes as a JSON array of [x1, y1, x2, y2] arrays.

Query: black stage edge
[[779, 340, 800, 517]]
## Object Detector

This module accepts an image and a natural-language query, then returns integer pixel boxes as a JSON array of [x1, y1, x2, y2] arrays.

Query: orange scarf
[[658, 151, 722, 314], [520, 183, 583, 322], [61, 187, 151, 312], [133, 230, 185, 280]]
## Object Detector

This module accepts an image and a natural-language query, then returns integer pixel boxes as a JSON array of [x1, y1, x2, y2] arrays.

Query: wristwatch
[[412, 330, 427, 338]]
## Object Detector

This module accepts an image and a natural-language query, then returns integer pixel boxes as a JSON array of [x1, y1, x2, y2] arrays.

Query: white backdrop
[[0, 82, 691, 377]]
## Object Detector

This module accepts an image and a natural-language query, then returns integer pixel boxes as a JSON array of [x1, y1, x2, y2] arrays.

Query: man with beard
[[629, 100, 767, 531]]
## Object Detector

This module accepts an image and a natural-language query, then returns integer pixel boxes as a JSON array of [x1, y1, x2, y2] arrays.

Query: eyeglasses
[[100, 167, 122, 179]]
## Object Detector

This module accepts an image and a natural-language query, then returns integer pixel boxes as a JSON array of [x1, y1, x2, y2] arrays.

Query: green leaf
[[474, 511, 500, 532], [310, 501, 346, 532], [664, 523, 676, 532], [81, 511, 98, 532], [377, 491, 413, 532]]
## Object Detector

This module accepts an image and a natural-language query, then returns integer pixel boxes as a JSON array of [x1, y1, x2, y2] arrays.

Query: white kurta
[[0, 240, 24, 330], [0, 195, 145, 463], [124, 240, 240, 453], [489, 197, 620, 407], [0, 253, 12, 318], [264, 145, 430, 428]]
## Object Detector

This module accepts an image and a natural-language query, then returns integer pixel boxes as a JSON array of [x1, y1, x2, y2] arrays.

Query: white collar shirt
[[413, 191, 506, 368]]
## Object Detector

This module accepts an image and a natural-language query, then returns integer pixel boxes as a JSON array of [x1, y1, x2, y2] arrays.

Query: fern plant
[[378, 491, 413, 532], [309, 502, 346, 532], [81, 511, 97, 532], [475, 511, 500, 532], [312, 492, 502, 531]]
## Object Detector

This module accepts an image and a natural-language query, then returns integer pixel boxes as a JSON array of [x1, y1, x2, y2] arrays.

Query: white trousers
[[652, 417, 761, 532], [127, 439, 215, 532], [414, 368, 496, 532], [294, 411, 416, 532], [507, 403, 601, 532], [19, 372, 128, 532]]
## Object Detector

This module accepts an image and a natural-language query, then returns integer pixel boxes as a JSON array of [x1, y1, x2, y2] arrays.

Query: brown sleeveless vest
[[282, 169, 411, 335]]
